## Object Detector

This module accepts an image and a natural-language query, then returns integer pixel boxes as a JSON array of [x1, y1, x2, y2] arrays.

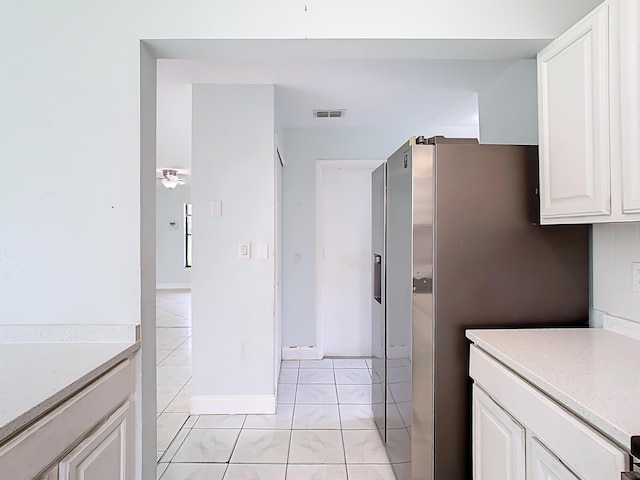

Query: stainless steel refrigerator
[[372, 162, 387, 443], [372, 136, 589, 480]]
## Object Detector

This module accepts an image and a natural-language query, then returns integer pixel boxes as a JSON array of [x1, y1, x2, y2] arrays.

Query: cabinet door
[[36, 465, 58, 480], [620, 0, 640, 213], [538, 2, 611, 220], [58, 402, 133, 480], [472, 384, 525, 480], [528, 436, 579, 480]]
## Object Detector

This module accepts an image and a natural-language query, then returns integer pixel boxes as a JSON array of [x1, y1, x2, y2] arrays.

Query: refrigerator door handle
[[373, 254, 382, 303]]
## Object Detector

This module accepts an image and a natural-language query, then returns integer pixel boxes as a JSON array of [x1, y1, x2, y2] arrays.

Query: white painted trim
[[315, 159, 384, 359], [602, 314, 640, 341], [281, 345, 322, 360], [190, 395, 276, 415], [0, 324, 138, 343], [274, 134, 284, 392], [156, 283, 191, 290]]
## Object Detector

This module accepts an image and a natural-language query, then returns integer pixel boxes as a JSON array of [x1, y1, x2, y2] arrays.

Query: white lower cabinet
[[473, 384, 525, 480], [0, 359, 134, 480], [528, 435, 579, 480], [470, 346, 628, 480], [36, 465, 59, 480], [58, 401, 133, 480]]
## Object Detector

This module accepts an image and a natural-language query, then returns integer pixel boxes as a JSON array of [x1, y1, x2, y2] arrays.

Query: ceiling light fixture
[[160, 169, 185, 189]]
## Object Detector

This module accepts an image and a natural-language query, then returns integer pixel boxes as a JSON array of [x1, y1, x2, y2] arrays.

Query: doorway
[[316, 160, 383, 357]]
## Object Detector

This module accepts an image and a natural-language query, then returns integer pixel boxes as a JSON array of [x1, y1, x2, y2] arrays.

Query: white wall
[[592, 224, 640, 329], [478, 60, 538, 145], [0, 1, 599, 327], [281, 126, 477, 348], [157, 76, 192, 172], [190, 84, 276, 412], [156, 184, 191, 287], [0, 3, 604, 478]]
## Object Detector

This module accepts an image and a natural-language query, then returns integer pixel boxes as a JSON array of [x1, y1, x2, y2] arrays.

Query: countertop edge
[[466, 330, 632, 451], [0, 342, 140, 445]]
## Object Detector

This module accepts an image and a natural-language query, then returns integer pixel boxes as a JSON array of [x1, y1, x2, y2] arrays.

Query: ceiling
[[155, 39, 548, 171]]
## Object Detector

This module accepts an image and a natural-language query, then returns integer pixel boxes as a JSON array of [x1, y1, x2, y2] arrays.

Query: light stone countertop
[[466, 328, 640, 452], [0, 342, 139, 444]]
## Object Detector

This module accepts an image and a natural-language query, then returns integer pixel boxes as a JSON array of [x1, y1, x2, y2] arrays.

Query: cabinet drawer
[[470, 346, 627, 480], [0, 359, 133, 480]]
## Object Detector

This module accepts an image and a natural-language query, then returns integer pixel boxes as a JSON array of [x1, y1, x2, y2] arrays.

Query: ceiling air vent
[[313, 109, 346, 119]]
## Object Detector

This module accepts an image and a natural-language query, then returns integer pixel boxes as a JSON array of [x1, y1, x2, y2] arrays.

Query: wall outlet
[[256, 244, 268, 260], [211, 200, 222, 217], [633, 262, 640, 293]]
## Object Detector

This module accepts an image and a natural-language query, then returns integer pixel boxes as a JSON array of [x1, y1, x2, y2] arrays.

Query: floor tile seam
[[226, 427, 245, 466], [335, 385, 350, 475], [156, 381, 188, 415], [160, 420, 192, 464], [283, 414, 295, 475], [162, 380, 192, 414]]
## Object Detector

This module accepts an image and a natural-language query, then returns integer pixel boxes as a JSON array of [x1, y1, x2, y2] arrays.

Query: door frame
[[315, 159, 383, 358]]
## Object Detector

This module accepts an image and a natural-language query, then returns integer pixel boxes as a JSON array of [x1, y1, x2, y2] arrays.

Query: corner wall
[[190, 84, 276, 413], [478, 60, 538, 145]]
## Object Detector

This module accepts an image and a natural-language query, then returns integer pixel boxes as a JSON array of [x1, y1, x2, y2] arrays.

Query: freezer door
[[387, 141, 436, 479], [371, 162, 386, 441]]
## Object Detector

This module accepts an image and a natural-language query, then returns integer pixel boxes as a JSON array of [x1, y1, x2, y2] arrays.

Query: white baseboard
[[0, 324, 138, 343], [156, 283, 191, 290], [281, 345, 323, 360], [190, 395, 276, 415], [603, 314, 640, 341]]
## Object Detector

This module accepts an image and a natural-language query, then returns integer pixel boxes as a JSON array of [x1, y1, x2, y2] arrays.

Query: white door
[[473, 384, 526, 480], [318, 160, 381, 357]]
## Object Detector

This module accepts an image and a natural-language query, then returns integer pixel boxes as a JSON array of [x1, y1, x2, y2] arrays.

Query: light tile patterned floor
[[156, 290, 394, 480]]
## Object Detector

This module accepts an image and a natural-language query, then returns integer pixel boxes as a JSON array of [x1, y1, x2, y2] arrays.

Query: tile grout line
[[334, 365, 351, 480], [225, 417, 245, 468], [283, 364, 299, 480]]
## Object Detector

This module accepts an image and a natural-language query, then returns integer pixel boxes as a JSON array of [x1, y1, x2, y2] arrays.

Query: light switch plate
[[632, 262, 640, 293], [239, 242, 251, 259]]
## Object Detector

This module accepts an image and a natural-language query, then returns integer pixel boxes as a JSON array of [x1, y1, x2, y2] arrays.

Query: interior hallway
[[155, 289, 395, 479]]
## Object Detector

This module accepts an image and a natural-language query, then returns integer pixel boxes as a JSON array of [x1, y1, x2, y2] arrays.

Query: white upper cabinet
[[538, 2, 611, 220], [538, 0, 640, 223], [619, 0, 640, 214]]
